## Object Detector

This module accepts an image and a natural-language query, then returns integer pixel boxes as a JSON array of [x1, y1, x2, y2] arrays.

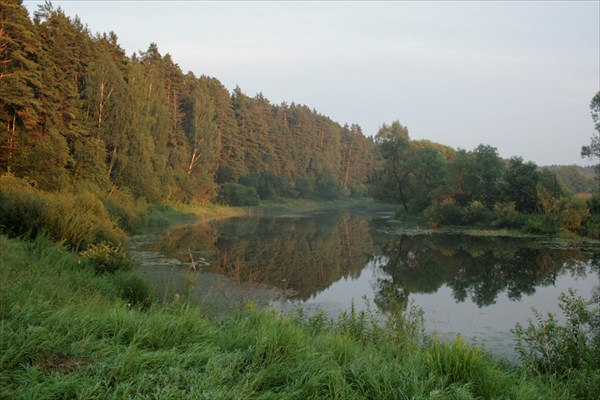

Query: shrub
[[45, 191, 127, 251], [315, 172, 340, 200], [0, 174, 127, 251], [425, 197, 464, 227], [81, 242, 132, 274], [559, 198, 590, 233], [490, 202, 525, 229], [0, 174, 46, 238], [295, 176, 316, 198], [588, 196, 600, 214], [462, 200, 488, 225], [513, 288, 599, 377], [523, 213, 561, 235], [581, 214, 600, 239], [217, 183, 260, 206], [98, 188, 146, 233]]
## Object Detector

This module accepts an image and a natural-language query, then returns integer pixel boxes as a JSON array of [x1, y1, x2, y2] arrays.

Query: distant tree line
[[547, 165, 597, 194]]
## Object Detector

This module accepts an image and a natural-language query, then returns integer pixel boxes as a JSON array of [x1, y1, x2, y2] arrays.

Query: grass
[[256, 197, 398, 214], [137, 202, 248, 233], [2, 235, 596, 399]]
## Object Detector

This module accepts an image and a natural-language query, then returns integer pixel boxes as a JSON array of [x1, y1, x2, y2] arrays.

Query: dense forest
[[0, 1, 377, 203], [1, 0, 599, 241]]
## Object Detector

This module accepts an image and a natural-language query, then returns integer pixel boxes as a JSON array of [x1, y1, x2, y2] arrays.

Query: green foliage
[[81, 242, 132, 274], [466, 144, 506, 208], [513, 288, 600, 399], [217, 182, 260, 206], [138, 203, 197, 230], [240, 172, 292, 200], [295, 176, 316, 198], [491, 202, 526, 229], [581, 213, 600, 239], [580, 197, 600, 238], [315, 170, 340, 200], [502, 157, 542, 213], [513, 289, 599, 377], [425, 336, 485, 386], [98, 188, 147, 233], [588, 196, 600, 214], [425, 197, 465, 227], [113, 272, 154, 308], [370, 126, 596, 237], [461, 200, 488, 225], [0, 173, 127, 250], [421, 188, 594, 237]]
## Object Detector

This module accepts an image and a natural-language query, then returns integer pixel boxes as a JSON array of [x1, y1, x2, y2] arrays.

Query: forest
[[1, 0, 599, 243]]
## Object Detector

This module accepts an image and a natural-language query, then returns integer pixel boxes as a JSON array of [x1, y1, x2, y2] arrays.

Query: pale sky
[[23, 1, 600, 166]]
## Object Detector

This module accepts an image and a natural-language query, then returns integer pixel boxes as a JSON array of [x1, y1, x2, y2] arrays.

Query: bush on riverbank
[[217, 182, 260, 206], [0, 173, 127, 251], [0, 172, 224, 249], [2, 235, 597, 399], [423, 194, 599, 238], [513, 288, 600, 400]]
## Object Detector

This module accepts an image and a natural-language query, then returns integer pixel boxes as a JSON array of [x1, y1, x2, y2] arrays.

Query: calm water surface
[[132, 211, 600, 360]]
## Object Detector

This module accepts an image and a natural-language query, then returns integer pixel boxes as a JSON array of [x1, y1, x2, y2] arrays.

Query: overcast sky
[[23, 1, 600, 166]]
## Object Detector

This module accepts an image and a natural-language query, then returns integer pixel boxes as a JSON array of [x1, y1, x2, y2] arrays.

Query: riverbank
[[139, 202, 250, 232], [252, 197, 399, 214], [1, 235, 597, 399], [391, 206, 600, 241]]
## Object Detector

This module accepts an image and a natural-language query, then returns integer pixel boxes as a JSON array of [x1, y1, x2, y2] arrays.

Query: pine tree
[[0, 0, 42, 173], [180, 73, 219, 201], [201, 76, 244, 183]]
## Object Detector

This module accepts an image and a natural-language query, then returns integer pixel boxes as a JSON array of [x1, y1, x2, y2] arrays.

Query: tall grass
[[1, 235, 594, 399], [0, 173, 127, 251]]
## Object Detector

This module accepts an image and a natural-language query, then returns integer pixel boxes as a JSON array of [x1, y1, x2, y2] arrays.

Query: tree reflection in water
[[149, 212, 597, 311], [374, 234, 592, 310]]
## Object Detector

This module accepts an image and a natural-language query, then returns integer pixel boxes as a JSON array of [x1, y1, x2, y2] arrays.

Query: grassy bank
[[139, 202, 249, 232], [254, 197, 398, 214], [0, 172, 248, 245], [2, 235, 597, 399]]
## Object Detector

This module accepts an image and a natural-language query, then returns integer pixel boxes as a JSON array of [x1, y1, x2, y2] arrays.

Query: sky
[[23, 1, 600, 166]]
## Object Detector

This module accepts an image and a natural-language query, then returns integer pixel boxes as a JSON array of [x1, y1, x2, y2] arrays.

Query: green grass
[[1, 235, 596, 399], [256, 197, 398, 214]]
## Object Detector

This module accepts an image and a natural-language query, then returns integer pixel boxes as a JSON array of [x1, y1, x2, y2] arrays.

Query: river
[[131, 209, 600, 361]]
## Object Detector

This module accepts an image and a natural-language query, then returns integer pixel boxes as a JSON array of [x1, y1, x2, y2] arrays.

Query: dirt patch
[[37, 354, 90, 373]]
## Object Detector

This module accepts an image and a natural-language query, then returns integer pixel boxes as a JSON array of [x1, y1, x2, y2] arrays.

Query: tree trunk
[[107, 144, 117, 178], [188, 147, 199, 175], [344, 148, 352, 187]]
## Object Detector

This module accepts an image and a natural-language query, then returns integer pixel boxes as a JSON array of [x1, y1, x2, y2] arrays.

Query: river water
[[131, 210, 600, 361]]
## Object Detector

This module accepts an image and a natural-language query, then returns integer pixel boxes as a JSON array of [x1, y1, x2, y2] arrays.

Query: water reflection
[[155, 213, 374, 300], [372, 234, 592, 311], [143, 212, 598, 313]]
